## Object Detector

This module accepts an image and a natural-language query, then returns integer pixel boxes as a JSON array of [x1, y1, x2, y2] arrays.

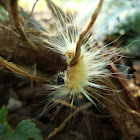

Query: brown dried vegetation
[[0, 0, 140, 139]]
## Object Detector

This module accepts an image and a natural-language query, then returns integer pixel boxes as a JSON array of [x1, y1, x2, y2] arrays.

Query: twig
[[0, 24, 19, 37], [9, 0, 39, 51], [54, 99, 96, 116], [53, 99, 77, 109], [0, 37, 21, 71], [7, 38, 21, 61], [28, 0, 39, 20], [46, 102, 92, 140], [24, 0, 39, 31], [69, 0, 103, 67], [0, 56, 52, 82], [110, 64, 140, 113]]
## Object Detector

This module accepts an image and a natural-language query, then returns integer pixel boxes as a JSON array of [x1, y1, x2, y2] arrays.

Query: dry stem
[[0, 56, 51, 82], [28, 0, 39, 20], [110, 64, 140, 112], [54, 99, 77, 109], [69, 0, 103, 67], [0, 37, 21, 71], [46, 102, 92, 140], [9, 0, 39, 51], [0, 24, 19, 37]]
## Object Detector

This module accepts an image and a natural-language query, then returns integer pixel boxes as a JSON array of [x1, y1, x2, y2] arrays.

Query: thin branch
[[46, 102, 92, 140], [28, 0, 39, 20], [9, 0, 39, 51], [0, 24, 19, 37], [0, 37, 21, 71], [0, 56, 52, 82], [53, 99, 77, 109], [54, 99, 96, 116], [69, 0, 103, 67], [7, 38, 21, 61], [110, 64, 140, 113]]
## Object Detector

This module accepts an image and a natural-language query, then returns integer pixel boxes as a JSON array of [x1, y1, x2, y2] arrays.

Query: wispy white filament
[[37, 1, 124, 112]]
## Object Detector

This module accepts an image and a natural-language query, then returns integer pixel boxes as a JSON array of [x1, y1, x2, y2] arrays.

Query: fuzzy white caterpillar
[[38, 0, 123, 112]]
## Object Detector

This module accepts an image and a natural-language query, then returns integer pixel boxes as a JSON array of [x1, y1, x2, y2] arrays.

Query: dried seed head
[[38, 0, 123, 112]]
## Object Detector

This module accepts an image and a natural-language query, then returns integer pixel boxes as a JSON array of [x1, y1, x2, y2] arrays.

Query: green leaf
[[0, 106, 9, 140], [0, 105, 8, 124], [7, 120, 42, 140], [0, 106, 42, 140], [0, 124, 8, 140]]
